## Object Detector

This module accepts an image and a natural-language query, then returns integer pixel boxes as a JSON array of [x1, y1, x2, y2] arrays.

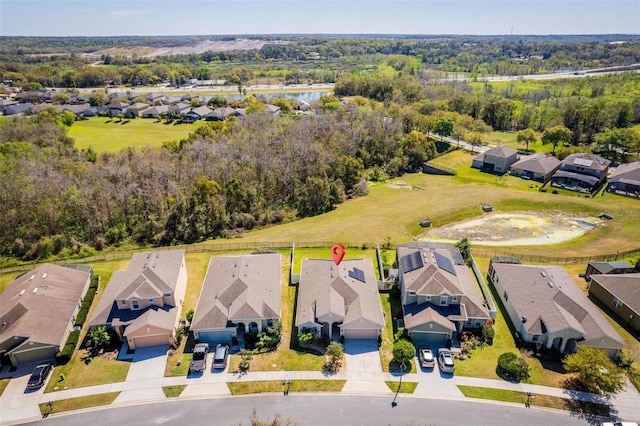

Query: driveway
[[343, 340, 382, 373], [413, 354, 463, 398], [124, 345, 168, 381]]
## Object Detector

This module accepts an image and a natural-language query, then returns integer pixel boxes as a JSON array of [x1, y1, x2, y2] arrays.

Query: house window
[[440, 295, 448, 306], [613, 297, 622, 308], [452, 296, 458, 302], [475, 319, 482, 327], [164, 293, 171, 298], [131, 299, 139, 309], [503, 291, 509, 302], [408, 291, 415, 296], [148, 298, 154, 303], [120, 299, 127, 305], [532, 334, 539, 342]]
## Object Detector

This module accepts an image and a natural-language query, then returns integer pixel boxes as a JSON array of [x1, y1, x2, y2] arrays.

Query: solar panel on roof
[[449, 248, 465, 265], [400, 251, 424, 273], [573, 158, 593, 167], [435, 252, 457, 276], [348, 267, 366, 283]]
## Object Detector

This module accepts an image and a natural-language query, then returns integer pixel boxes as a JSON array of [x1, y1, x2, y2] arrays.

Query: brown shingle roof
[[590, 273, 640, 315], [511, 153, 561, 175], [610, 161, 640, 184]]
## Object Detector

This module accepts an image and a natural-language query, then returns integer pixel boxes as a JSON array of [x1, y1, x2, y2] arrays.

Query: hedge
[[497, 352, 530, 382], [55, 330, 80, 365], [74, 287, 96, 327]]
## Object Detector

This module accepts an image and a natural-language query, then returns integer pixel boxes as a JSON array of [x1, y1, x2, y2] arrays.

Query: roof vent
[[155, 253, 160, 258], [19, 289, 25, 296], [33, 287, 38, 294], [42, 273, 47, 279], [147, 253, 151, 259], [29, 274, 35, 280], [540, 271, 547, 277], [548, 282, 554, 288]]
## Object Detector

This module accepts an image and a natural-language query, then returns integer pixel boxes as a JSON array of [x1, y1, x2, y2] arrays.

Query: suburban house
[[3, 103, 34, 116], [106, 100, 130, 116], [183, 105, 212, 122], [588, 274, 640, 333], [509, 153, 561, 183], [191, 254, 281, 344], [295, 259, 384, 340], [169, 102, 190, 115], [89, 249, 187, 351], [145, 92, 166, 104], [608, 161, 640, 198], [550, 153, 610, 193], [471, 146, 519, 174], [397, 244, 491, 347], [206, 107, 241, 121], [489, 261, 624, 358], [265, 104, 281, 115], [0, 264, 92, 368], [585, 261, 636, 282], [124, 102, 151, 118], [141, 105, 169, 119], [80, 106, 107, 117]]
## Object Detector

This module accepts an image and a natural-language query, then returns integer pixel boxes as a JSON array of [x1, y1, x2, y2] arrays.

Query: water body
[[226, 91, 328, 102]]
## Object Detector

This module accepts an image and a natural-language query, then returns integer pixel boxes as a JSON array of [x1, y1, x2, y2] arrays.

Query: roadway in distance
[[30, 394, 596, 426]]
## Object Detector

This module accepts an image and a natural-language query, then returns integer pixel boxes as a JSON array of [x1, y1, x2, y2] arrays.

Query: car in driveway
[[437, 348, 455, 374], [212, 344, 229, 369], [418, 347, 435, 369], [189, 343, 209, 372], [27, 363, 52, 389]]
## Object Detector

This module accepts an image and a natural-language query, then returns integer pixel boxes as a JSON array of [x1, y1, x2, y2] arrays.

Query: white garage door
[[13, 347, 57, 366], [344, 328, 379, 340], [195, 330, 234, 345], [132, 334, 169, 349]]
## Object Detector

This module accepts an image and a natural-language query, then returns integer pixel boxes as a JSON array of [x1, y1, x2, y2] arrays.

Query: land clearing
[[421, 212, 602, 246], [91, 39, 285, 58]]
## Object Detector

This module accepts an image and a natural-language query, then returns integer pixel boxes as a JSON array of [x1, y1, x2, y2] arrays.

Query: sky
[[0, 0, 639, 36]]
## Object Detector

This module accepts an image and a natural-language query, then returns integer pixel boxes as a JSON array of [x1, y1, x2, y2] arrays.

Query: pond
[[226, 91, 328, 102]]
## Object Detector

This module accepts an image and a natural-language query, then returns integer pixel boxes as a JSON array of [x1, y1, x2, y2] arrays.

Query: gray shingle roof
[[511, 153, 561, 175], [191, 254, 281, 330], [610, 161, 640, 184], [590, 273, 640, 315]]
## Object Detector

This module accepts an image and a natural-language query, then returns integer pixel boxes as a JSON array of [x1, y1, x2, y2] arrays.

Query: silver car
[[437, 348, 455, 374], [189, 343, 209, 372]]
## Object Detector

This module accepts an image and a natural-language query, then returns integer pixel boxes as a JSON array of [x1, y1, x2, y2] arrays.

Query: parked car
[[437, 348, 455, 374], [189, 343, 209, 372], [213, 344, 229, 369], [27, 363, 52, 389], [418, 347, 435, 368]]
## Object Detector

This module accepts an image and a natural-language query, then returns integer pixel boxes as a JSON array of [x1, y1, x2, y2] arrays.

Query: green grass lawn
[[68, 117, 200, 153], [227, 380, 345, 395], [44, 351, 130, 393], [38, 392, 120, 415], [385, 380, 418, 393], [0, 378, 10, 397], [162, 385, 186, 398]]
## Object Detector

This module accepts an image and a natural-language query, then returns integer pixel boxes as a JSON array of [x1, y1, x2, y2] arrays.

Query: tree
[[455, 237, 471, 264], [516, 128, 538, 152], [392, 339, 416, 367], [541, 125, 572, 154], [467, 131, 485, 153], [400, 130, 436, 171], [433, 117, 454, 142], [325, 341, 344, 371], [497, 352, 529, 382], [87, 325, 110, 351], [596, 128, 640, 162], [563, 346, 625, 395]]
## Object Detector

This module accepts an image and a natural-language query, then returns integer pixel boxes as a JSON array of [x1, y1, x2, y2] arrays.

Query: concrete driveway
[[124, 345, 168, 381], [413, 354, 463, 397], [343, 340, 382, 373]]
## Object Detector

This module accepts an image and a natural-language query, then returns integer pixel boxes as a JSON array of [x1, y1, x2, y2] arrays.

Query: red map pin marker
[[331, 244, 345, 265]]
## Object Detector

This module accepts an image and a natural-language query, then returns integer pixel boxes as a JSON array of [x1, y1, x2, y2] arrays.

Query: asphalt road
[[30, 394, 596, 426]]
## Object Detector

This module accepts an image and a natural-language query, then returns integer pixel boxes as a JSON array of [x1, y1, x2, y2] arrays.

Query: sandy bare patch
[[420, 212, 603, 246], [388, 182, 423, 190], [91, 39, 288, 58]]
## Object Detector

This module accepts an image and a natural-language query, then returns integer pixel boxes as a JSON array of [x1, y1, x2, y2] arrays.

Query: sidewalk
[[2, 370, 639, 425]]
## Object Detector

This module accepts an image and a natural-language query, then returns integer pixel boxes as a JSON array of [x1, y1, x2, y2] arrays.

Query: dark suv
[[27, 363, 52, 389]]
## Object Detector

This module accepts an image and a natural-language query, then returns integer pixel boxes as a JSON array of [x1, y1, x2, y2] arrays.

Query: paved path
[[2, 360, 639, 424]]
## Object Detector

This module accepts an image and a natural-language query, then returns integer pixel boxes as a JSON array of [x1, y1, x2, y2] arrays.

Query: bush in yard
[[185, 308, 195, 324], [74, 287, 96, 327], [497, 352, 530, 382], [482, 320, 495, 345], [394, 327, 408, 342], [325, 341, 344, 372], [297, 328, 316, 345], [238, 349, 253, 372], [393, 339, 416, 367]]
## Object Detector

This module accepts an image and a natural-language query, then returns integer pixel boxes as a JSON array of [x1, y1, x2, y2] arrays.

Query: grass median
[[228, 379, 345, 395], [38, 392, 120, 416]]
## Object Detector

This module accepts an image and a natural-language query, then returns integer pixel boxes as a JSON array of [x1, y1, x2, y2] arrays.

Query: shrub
[[482, 320, 495, 345], [394, 327, 408, 342], [297, 328, 316, 345], [185, 308, 195, 324], [56, 330, 81, 365], [497, 352, 530, 382], [552, 189, 558, 194], [74, 287, 96, 327]]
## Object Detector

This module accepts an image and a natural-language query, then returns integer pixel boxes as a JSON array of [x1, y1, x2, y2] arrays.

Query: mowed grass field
[[68, 117, 200, 153]]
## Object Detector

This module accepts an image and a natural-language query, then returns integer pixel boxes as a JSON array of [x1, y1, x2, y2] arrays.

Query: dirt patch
[[92, 39, 287, 58], [420, 212, 603, 246], [388, 182, 423, 190]]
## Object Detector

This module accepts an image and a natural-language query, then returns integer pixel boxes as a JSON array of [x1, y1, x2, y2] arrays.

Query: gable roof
[[187, 106, 212, 117], [590, 273, 640, 316], [295, 259, 384, 329], [89, 249, 185, 327], [484, 146, 518, 158], [0, 264, 91, 347], [191, 254, 281, 330], [511, 153, 561, 175], [492, 263, 623, 346], [588, 261, 634, 275], [610, 161, 640, 184]]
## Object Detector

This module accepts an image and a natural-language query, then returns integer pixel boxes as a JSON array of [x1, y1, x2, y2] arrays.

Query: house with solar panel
[[550, 153, 610, 193], [396, 243, 491, 348], [295, 259, 384, 341]]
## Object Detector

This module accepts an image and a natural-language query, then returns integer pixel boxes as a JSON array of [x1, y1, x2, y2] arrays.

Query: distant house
[[295, 259, 384, 341], [183, 106, 212, 122], [125, 102, 151, 118], [141, 105, 169, 118], [489, 262, 624, 358], [206, 107, 240, 121], [265, 104, 281, 115], [191, 254, 281, 345], [81, 106, 107, 117], [3, 103, 33, 116], [164, 96, 183, 105], [550, 153, 610, 193], [145, 92, 166, 104], [510, 153, 561, 183], [108, 91, 130, 100], [0, 264, 92, 367], [588, 274, 640, 333], [106, 100, 130, 116], [55, 104, 91, 117], [585, 261, 636, 282], [169, 102, 190, 115], [397, 244, 491, 347], [471, 146, 519, 174], [0, 99, 18, 114], [89, 250, 187, 350], [608, 161, 640, 198]]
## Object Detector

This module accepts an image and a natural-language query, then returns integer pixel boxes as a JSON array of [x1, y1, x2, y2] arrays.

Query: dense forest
[[1, 36, 640, 263]]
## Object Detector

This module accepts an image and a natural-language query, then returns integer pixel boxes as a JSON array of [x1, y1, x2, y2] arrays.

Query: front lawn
[[38, 392, 120, 415], [162, 385, 185, 398], [227, 380, 345, 395], [379, 293, 416, 373], [0, 378, 10, 397], [385, 381, 418, 393]]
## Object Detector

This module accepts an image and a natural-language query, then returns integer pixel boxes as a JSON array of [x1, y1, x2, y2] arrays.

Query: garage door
[[132, 334, 169, 349], [12, 347, 57, 366], [410, 332, 448, 348], [195, 330, 234, 345], [344, 328, 379, 340]]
